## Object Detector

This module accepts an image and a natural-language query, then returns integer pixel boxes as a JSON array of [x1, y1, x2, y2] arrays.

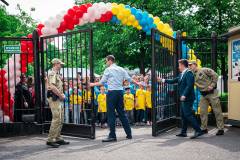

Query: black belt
[[200, 87, 217, 96]]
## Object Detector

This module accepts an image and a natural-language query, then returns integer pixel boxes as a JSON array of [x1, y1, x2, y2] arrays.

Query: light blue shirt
[[99, 63, 132, 90]]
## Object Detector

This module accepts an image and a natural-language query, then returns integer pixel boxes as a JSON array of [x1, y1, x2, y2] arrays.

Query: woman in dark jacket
[[14, 74, 33, 122]]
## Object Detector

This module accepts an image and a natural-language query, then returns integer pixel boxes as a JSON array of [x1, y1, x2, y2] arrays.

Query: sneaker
[[216, 130, 224, 136], [46, 142, 60, 148]]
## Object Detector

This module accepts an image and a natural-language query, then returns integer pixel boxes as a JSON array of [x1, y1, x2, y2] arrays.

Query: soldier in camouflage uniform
[[46, 58, 70, 148], [189, 61, 224, 136]]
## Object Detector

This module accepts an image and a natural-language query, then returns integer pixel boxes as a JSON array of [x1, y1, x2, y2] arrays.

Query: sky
[[5, 0, 75, 23]]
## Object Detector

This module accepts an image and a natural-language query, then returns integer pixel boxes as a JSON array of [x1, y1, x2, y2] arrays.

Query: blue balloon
[[155, 34, 160, 41], [135, 12, 142, 20], [125, 5, 131, 8], [140, 19, 147, 26], [148, 17, 154, 24], [130, 7, 137, 14], [173, 31, 177, 38]]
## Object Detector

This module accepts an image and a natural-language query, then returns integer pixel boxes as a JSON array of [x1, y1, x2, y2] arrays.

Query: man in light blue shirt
[[90, 55, 139, 142]]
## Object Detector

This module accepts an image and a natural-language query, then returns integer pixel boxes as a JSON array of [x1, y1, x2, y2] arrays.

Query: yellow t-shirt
[[97, 94, 107, 113], [70, 94, 82, 105], [145, 90, 152, 108], [136, 89, 146, 110], [124, 93, 134, 111]]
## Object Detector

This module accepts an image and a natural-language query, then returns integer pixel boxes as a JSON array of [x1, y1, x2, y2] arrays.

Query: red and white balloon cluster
[[0, 55, 21, 122], [38, 2, 113, 36]]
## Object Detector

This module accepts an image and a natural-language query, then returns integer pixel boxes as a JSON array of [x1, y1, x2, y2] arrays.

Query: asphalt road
[[0, 126, 240, 160]]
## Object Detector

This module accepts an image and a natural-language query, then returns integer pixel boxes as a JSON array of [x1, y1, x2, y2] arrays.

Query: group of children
[[62, 74, 153, 127]]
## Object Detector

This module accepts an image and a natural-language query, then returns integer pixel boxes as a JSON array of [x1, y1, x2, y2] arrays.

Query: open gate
[[37, 29, 95, 139], [151, 29, 179, 136]]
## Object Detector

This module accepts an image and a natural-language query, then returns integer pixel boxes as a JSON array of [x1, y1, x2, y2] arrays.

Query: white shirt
[[99, 64, 132, 90]]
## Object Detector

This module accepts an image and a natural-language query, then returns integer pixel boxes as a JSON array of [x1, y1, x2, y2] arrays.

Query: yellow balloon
[[111, 3, 118, 7], [154, 17, 161, 23], [137, 26, 142, 30], [128, 15, 135, 22], [133, 21, 139, 27], [117, 13, 124, 20], [125, 9, 131, 15], [157, 22, 164, 31], [119, 4, 125, 8], [112, 7, 119, 15], [121, 18, 128, 25]]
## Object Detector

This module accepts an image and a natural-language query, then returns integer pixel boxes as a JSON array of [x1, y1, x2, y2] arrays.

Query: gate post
[[89, 29, 95, 139], [151, 28, 157, 137], [211, 31, 217, 70], [32, 30, 42, 124], [175, 31, 182, 118]]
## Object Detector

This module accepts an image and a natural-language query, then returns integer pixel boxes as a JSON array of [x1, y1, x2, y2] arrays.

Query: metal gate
[[38, 29, 95, 139], [151, 29, 179, 136]]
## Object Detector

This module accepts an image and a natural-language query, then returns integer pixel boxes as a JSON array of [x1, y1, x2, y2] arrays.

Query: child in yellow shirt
[[135, 82, 146, 125], [146, 85, 152, 125], [70, 87, 82, 124], [124, 87, 135, 125], [97, 86, 107, 128], [83, 85, 95, 124]]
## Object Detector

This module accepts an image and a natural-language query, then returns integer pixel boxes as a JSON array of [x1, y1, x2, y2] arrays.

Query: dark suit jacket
[[165, 69, 195, 102]]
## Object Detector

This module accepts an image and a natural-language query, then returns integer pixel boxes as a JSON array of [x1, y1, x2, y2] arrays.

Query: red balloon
[[68, 8, 75, 17], [37, 23, 44, 29], [73, 6, 79, 11], [0, 70, 6, 77], [27, 34, 32, 38], [64, 14, 73, 23], [73, 16, 80, 25], [79, 5, 87, 13], [66, 22, 74, 30], [86, 3, 92, 8], [36, 28, 42, 36], [75, 9, 84, 18], [60, 21, 67, 30]]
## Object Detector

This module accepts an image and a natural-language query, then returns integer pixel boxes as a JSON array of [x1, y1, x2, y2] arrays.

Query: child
[[97, 86, 107, 128], [124, 87, 135, 125], [146, 85, 152, 125], [63, 82, 72, 123], [135, 82, 146, 125], [70, 87, 82, 124], [83, 85, 94, 124]]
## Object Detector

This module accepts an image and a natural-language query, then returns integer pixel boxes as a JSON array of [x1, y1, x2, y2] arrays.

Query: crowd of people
[[62, 74, 153, 127]]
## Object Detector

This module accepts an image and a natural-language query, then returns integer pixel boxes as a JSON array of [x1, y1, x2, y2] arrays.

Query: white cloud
[[5, 0, 75, 23]]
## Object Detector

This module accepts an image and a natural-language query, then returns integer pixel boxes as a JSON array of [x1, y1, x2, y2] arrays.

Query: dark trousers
[[180, 101, 202, 134], [146, 108, 152, 122], [136, 109, 144, 122], [107, 90, 132, 138]]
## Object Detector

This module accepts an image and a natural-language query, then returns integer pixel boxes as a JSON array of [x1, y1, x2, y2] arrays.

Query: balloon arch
[[0, 2, 201, 121]]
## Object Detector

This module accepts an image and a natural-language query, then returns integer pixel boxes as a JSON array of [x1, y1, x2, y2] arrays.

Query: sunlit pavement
[[0, 126, 240, 160]]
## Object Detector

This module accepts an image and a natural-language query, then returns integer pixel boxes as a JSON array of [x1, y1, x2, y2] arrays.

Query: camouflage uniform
[[194, 68, 224, 130], [47, 69, 64, 143]]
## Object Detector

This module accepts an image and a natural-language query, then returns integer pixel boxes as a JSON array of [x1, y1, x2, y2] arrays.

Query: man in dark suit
[[159, 59, 203, 139]]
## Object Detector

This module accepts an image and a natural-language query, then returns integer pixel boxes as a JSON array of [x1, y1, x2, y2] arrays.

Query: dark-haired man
[[90, 55, 139, 142], [158, 59, 203, 139]]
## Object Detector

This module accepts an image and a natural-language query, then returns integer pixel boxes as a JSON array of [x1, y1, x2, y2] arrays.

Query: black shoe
[[176, 133, 187, 137], [202, 129, 208, 134], [56, 140, 70, 145], [190, 132, 204, 139], [102, 137, 117, 142], [46, 142, 60, 148], [216, 130, 224, 136], [126, 135, 132, 139]]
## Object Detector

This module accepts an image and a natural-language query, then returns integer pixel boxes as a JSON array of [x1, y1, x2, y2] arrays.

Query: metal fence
[[39, 29, 95, 138], [0, 37, 36, 124], [151, 29, 179, 136]]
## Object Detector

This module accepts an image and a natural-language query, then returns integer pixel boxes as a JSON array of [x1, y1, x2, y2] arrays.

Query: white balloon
[[44, 21, 51, 28], [16, 70, 21, 77], [15, 63, 21, 70], [82, 14, 90, 21], [10, 87, 15, 95], [3, 115, 10, 123], [41, 27, 50, 35]]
